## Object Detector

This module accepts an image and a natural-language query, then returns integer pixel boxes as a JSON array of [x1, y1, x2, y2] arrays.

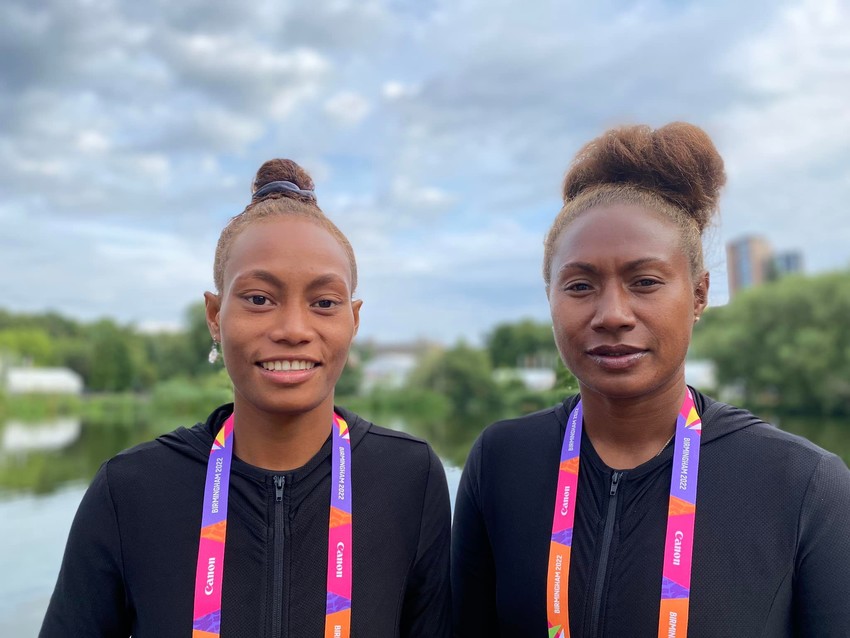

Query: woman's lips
[[586, 347, 648, 371]]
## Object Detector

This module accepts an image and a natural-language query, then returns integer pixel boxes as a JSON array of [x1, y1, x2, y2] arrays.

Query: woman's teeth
[[260, 360, 316, 371]]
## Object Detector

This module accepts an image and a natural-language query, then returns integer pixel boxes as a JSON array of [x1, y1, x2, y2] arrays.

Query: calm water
[[1, 411, 847, 636]]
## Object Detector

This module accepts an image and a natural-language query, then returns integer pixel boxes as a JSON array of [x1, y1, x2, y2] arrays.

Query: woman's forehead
[[224, 217, 352, 288]]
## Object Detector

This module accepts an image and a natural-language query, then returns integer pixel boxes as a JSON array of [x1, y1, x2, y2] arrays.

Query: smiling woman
[[40, 160, 452, 638], [451, 123, 850, 637]]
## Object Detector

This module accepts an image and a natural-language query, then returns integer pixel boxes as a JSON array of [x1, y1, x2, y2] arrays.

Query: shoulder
[[97, 417, 213, 491], [476, 397, 576, 455], [339, 407, 442, 473], [697, 392, 850, 500], [461, 398, 577, 489], [338, 409, 450, 513], [699, 391, 844, 468]]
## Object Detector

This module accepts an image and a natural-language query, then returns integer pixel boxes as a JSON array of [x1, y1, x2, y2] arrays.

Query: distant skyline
[[3, 0, 849, 343]]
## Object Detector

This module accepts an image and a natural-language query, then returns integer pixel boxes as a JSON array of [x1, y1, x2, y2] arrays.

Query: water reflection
[[0, 418, 174, 497], [0, 409, 847, 498], [2, 418, 82, 454]]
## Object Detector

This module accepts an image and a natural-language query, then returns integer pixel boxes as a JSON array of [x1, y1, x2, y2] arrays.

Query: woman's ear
[[693, 271, 710, 320], [204, 291, 222, 341], [351, 299, 363, 339]]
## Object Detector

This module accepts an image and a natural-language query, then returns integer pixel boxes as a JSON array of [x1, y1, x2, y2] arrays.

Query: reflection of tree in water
[[0, 419, 174, 495]]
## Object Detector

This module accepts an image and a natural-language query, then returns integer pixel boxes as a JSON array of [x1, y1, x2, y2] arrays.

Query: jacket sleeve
[[400, 445, 452, 638], [793, 452, 850, 637], [451, 433, 498, 637], [39, 462, 131, 638]]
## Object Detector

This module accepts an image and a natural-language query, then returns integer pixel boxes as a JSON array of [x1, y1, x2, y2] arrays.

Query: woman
[[452, 123, 850, 637], [41, 159, 451, 637]]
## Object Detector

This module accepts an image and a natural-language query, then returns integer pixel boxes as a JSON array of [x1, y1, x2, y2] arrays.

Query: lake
[[1, 410, 847, 636]]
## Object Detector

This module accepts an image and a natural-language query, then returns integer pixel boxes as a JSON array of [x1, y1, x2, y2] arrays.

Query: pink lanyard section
[[547, 389, 702, 638], [192, 413, 353, 638]]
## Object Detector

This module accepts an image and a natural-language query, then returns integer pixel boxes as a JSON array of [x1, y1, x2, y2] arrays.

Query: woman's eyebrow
[[306, 273, 348, 291], [558, 261, 598, 275], [233, 269, 284, 288]]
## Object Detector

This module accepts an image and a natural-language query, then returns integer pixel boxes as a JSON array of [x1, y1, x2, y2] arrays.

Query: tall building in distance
[[726, 235, 804, 299], [773, 251, 804, 278]]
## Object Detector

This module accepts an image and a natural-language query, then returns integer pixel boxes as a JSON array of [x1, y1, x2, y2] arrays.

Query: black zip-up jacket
[[41, 405, 452, 638], [452, 390, 850, 637]]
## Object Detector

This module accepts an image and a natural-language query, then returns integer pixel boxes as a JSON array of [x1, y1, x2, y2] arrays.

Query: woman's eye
[[248, 295, 269, 305]]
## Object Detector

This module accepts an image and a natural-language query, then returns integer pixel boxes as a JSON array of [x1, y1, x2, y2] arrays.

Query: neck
[[579, 376, 686, 470], [230, 394, 335, 472]]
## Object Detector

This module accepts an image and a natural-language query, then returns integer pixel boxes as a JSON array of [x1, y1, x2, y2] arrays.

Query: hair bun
[[252, 159, 316, 203], [563, 122, 726, 232]]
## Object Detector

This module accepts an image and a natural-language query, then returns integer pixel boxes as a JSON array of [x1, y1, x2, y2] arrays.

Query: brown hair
[[213, 159, 358, 294], [543, 122, 726, 285]]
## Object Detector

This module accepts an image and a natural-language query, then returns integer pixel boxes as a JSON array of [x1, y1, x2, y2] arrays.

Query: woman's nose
[[590, 286, 636, 333]]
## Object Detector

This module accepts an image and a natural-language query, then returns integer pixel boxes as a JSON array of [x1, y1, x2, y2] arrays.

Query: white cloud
[[323, 91, 372, 126], [1, 0, 847, 343], [382, 81, 419, 100], [76, 130, 112, 154]]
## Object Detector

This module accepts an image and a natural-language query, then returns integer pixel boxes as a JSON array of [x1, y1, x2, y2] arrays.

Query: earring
[[208, 341, 220, 364]]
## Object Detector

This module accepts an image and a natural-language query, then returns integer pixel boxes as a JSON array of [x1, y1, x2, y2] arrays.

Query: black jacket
[[41, 405, 452, 638], [452, 390, 850, 637]]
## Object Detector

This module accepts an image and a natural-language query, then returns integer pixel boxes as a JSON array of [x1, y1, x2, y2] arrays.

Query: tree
[[409, 343, 503, 418], [485, 319, 558, 368], [0, 328, 56, 365], [87, 320, 137, 392], [691, 271, 850, 415]]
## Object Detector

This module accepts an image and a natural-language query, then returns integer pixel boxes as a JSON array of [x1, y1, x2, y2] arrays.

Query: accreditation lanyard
[[191, 412, 354, 638], [547, 389, 702, 638]]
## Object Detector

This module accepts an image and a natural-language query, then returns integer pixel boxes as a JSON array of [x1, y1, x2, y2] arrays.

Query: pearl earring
[[208, 341, 220, 364]]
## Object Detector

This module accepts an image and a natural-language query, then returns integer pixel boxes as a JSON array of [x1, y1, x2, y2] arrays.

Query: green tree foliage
[[486, 318, 558, 368], [87, 320, 138, 392], [185, 302, 215, 376], [692, 271, 850, 415], [397, 343, 503, 465], [409, 342, 504, 419], [335, 358, 363, 397], [0, 328, 57, 365]]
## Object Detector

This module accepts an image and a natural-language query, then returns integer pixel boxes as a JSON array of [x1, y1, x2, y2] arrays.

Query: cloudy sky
[[2, 0, 848, 343]]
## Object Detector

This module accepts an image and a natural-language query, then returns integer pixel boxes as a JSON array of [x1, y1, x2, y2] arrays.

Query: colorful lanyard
[[192, 413, 353, 638], [547, 389, 702, 638]]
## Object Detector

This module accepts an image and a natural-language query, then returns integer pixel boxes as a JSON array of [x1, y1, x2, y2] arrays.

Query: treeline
[[692, 269, 850, 416], [4, 268, 847, 431], [0, 304, 213, 392]]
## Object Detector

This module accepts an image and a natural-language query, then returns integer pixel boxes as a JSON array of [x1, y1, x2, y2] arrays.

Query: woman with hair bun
[[452, 123, 850, 637], [41, 159, 452, 638]]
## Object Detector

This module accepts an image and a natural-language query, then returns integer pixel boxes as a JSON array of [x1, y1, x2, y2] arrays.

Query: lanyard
[[192, 413, 353, 638], [547, 389, 702, 638]]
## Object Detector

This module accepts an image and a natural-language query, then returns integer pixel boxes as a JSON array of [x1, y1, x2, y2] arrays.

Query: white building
[[3, 367, 84, 395], [361, 353, 418, 391], [493, 367, 557, 392]]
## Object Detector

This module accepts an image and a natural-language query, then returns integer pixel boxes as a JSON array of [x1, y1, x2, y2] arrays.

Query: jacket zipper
[[272, 475, 286, 638], [588, 471, 624, 637]]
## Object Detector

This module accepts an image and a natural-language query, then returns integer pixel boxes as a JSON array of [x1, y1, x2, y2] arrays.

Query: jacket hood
[[691, 389, 767, 446], [155, 403, 372, 481], [559, 387, 767, 448]]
